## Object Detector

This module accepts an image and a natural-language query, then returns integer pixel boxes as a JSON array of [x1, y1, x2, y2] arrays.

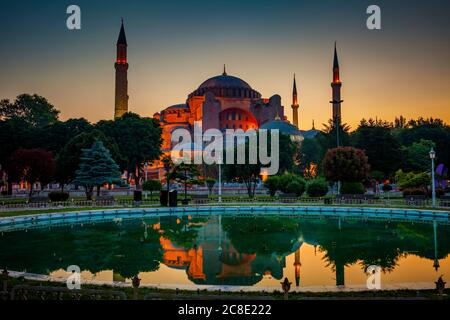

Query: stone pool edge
[[1, 205, 449, 227], [5, 270, 439, 293]]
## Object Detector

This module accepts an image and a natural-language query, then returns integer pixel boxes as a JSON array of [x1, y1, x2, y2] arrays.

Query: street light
[[218, 156, 222, 203], [430, 148, 436, 207]]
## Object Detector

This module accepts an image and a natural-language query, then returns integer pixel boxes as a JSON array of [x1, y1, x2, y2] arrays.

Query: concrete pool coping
[[5, 270, 440, 293]]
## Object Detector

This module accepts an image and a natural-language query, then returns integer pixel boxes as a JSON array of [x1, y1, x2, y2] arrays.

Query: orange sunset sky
[[1, 0, 449, 130]]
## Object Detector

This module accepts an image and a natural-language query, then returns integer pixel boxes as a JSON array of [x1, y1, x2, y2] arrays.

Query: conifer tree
[[74, 141, 122, 200]]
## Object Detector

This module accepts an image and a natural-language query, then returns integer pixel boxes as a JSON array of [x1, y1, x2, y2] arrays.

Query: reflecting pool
[[1, 212, 449, 291]]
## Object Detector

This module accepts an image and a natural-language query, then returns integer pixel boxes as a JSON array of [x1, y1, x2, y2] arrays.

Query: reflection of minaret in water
[[293, 246, 302, 287], [332, 238, 345, 287], [433, 221, 440, 271], [336, 262, 345, 287]]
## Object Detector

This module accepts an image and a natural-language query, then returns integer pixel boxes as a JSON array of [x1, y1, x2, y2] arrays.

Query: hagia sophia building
[[113, 21, 342, 180]]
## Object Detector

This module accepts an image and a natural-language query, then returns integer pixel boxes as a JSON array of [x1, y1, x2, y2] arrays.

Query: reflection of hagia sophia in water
[[156, 216, 308, 286], [1, 215, 448, 288], [149, 215, 446, 287], [113, 21, 344, 179]]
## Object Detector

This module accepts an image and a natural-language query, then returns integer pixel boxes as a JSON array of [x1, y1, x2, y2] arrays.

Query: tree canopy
[[6, 149, 56, 198], [96, 113, 162, 189], [0, 94, 59, 127], [351, 119, 402, 176], [322, 147, 370, 183]]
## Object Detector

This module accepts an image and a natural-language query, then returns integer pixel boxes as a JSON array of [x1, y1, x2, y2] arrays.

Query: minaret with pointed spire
[[291, 74, 299, 128], [330, 42, 343, 126], [114, 19, 129, 119], [223, 64, 227, 76]]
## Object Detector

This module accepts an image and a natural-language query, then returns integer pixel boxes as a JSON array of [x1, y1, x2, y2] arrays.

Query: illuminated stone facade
[[153, 67, 285, 153]]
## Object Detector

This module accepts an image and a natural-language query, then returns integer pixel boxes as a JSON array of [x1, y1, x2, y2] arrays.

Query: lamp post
[[335, 115, 341, 195], [218, 157, 222, 203], [430, 148, 436, 207]]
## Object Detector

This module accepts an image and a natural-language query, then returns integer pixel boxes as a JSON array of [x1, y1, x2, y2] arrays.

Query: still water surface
[[0, 213, 449, 290]]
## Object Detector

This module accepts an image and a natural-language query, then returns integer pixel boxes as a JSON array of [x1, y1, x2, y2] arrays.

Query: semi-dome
[[165, 103, 189, 111], [188, 69, 261, 99], [260, 120, 304, 142]]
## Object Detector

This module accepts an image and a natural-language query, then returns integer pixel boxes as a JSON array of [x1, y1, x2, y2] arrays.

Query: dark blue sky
[[1, 0, 449, 127]]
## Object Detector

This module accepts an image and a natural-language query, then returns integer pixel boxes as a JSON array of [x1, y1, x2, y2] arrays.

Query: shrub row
[[264, 174, 329, 197], [48, 191, 70, 202]]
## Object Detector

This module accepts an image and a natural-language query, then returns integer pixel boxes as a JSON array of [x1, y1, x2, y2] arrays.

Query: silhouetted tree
[[322, 147, 370, 183], [96, 113, 162, 190], [6, 149, 56, 199], [351, 119, 402, 177], [0, 94, 59, 127]]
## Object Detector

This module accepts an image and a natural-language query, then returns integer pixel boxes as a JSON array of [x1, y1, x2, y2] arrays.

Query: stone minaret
[[291, 74, 299, 128], [330, 42, 343, 126], [114, 19, 129, 119]]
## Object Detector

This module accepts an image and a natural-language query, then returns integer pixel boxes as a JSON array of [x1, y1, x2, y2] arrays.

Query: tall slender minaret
[[330, 42, 343, 126], [291, 74, 300, 128], [114, 19, 129, 119]]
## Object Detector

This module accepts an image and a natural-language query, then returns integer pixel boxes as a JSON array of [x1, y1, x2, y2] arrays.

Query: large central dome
[[198, 74, 252, 91], [188, 69, 261, 99]]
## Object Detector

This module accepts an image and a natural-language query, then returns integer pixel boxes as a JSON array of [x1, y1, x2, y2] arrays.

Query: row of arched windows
[[189, 87, 261, 99]]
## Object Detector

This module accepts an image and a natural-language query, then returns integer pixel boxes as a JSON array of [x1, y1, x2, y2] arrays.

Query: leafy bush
[[396, 170, 430, 190], [278, 174, 294, 193], [341, 182, 365, 195], [427, 188, 445, 198], [370, 170, 385, 181], [306, 178, 329, 197], [48, 191, 70, 202], [264, 176, 280, 197], [205, 177, 216, 194], [142, 180, 162, 193], [403, 188, 426, 197], [278, 174, 305, 195], [382, 184, 393, 192], [286, 180, 306, 197], [322, 147, 370, 183]]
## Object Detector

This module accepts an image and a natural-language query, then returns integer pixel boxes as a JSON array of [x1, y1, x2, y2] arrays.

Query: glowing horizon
[[1, 0, 449, 130]]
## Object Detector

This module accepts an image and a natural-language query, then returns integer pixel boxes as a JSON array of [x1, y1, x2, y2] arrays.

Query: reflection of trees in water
[[223, 216, 450, 276], [0, 215, 449, 283], [0, 218, 163, 278], [303, 220, 403, 273], [222, 216, 300, 256], [299, 219, 450, 277], [159, 216, 208, 249]]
